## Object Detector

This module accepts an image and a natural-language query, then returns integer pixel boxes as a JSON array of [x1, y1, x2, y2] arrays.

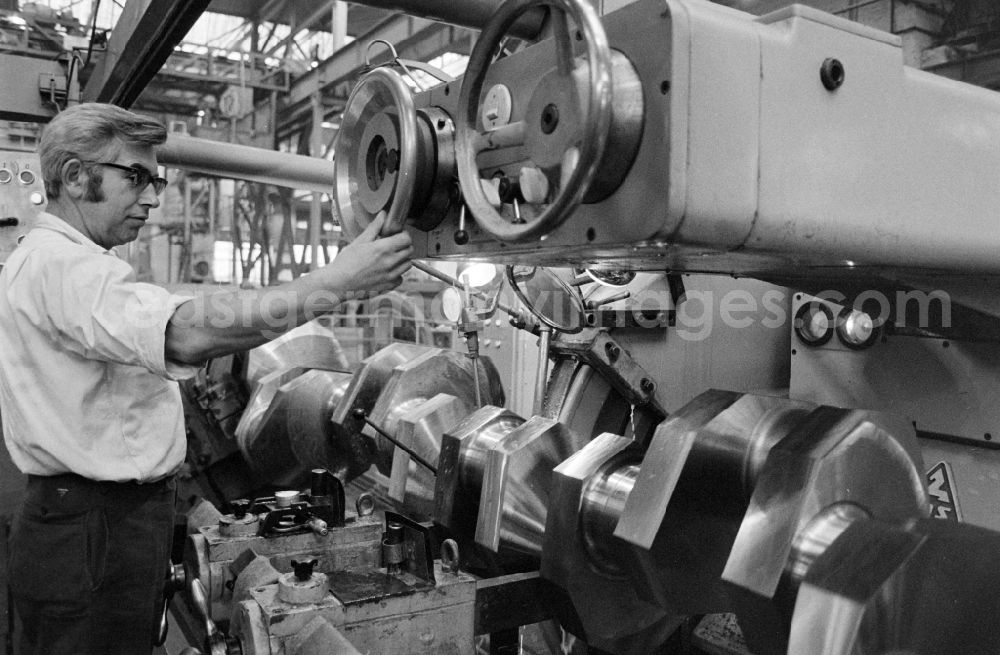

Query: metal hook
[[441, 539, 460, 573], [365, 39, 400, 67], [365, 39, 427, 91]]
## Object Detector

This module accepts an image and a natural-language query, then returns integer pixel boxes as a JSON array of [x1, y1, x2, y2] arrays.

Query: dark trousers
[[7, 473, 176, 655]]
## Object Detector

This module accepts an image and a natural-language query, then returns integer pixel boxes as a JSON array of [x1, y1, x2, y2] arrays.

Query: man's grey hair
[[38, 103, 167, 199]]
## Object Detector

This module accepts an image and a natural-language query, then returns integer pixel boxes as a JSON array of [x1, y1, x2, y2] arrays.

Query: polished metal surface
[[434, 406, 525, 543], [363, 348, 505, 475], [609, 392, 813, 617], [157, 133, 336, 193], [333, 67, 419, 238], [578, 48, 645, 203], [245, 316, 352, 386], [579, 461, 638, 577], [724, 407, 927, 598], [328, 342, 432, 474], [284, 370, 358, 480], [458, 412, 525, 493], [786, 502, 870, 586], [238, 338, 415, 486], [476, 415, 587, 559], [789, 517, 1000, 655], [532, 389, 933, 654], [723, 407, 927, 654], [617, 391, 812, 548], [387, 393, 466, 516], [541, 433, 680, 654], [235, 366, 307, 484], [410, 106, 456, 232]]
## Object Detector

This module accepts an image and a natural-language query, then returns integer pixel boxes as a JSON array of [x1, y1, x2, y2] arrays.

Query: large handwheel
[[333, 67, 418, 238], [455, 0, 614, 242]]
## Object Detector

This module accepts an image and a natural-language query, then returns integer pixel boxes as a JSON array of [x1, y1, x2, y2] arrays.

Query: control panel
[[0, 149, 45, 264]]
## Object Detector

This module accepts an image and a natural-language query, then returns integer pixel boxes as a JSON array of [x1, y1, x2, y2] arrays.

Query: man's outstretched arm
[[165, 214, 412, 365]]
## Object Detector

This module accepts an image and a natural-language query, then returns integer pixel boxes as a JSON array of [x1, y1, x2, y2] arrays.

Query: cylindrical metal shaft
[[159, 133, 335, 193], [351, 0, 547, 40], [580, 462, 639, 575]]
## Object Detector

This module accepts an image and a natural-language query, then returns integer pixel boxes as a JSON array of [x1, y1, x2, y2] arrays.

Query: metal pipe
[[182, 173, 192, 282], [411, 260, 520, 316], [471, 350, 483, 407], [353, 409, 438, 474], [158, 133, 335, 193], [534, 325, 551, 415], [310, 89, 324, 270], [349, 0, 547, 40]]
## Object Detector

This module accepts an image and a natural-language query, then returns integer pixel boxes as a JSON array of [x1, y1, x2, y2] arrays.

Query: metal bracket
[[551, 329, 667, 419], [383, 511, 436, 584]]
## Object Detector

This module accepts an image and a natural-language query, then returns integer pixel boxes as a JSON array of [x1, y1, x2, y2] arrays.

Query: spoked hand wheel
[[455, 0, 614, 242], [333, 67, 418, 238]]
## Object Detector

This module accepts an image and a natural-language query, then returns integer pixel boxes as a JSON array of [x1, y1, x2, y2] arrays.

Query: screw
[[640, 378, 656, 396], [605, 342, 621, 363], [540, 104, 559, 135]]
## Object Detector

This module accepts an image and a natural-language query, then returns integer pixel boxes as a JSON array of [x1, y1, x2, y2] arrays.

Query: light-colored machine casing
[[402, 0, 1000, 303]]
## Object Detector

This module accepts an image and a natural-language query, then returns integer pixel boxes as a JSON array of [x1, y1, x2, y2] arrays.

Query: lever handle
[[155, 562, 186, 647], [189, 576, 233, 655]]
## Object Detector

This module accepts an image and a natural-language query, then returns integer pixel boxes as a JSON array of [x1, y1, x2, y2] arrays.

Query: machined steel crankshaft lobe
[[539, 389, 928, 655], [430, 358, 633, 568], [235, 337, 503, 510], [786, 513, 1000, 655]]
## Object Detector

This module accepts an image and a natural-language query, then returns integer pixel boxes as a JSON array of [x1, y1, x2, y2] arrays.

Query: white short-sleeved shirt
[[0, 212, 199, 482]]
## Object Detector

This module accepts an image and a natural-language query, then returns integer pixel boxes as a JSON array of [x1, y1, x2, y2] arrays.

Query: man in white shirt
[[0, 103, 412, 655]]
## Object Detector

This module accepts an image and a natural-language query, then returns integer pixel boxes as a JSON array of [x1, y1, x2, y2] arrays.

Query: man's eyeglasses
[[85, 161, 168, 195]]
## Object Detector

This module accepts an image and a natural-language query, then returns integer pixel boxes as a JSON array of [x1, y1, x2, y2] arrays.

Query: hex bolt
[[820, 58, 845, 91]]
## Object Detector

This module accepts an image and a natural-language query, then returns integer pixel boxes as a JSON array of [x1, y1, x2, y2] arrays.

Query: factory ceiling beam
[[82, 0, 214, 107], [263, 2, 336, 58], [276, 16, 469, 136]]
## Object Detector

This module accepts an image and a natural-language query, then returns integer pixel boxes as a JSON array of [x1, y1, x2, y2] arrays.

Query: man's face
[[79, 143, 161, 250]]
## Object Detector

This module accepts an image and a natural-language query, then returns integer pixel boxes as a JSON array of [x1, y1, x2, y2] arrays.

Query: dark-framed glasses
[[86, 161, 168, 195]]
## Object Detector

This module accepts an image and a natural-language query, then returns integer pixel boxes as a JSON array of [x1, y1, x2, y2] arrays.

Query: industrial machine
[[175, 0, 1000, 653], [3, 0, 998, 653]]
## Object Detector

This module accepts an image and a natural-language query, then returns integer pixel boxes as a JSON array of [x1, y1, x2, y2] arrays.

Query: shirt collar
[[34, 211, 111, 255]]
